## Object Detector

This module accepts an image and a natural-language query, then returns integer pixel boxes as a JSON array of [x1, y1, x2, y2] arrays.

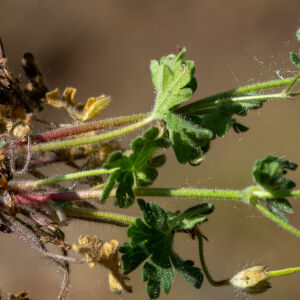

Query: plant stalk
[[268, 267, 300, 278], [195, 228, 230, 286], [17, 113, 150, 145], [9, 168, 117, 190], [250, 198, 300, 238], [180, 93, 287, 113], [64, 207, 135, 226], [19, 115, 154, 153], [12, 186, 300, 238], [177, 76, 300, 114]]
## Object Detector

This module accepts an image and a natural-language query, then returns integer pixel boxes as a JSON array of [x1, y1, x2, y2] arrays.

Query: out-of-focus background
[[1, 1, 300, 299]]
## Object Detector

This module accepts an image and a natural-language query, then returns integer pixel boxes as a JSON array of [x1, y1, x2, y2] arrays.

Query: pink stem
[[28, 153, 86, 169], [16, 115, 146, 145], [28, 156, 62, 168], [14, 190, 103, 206]]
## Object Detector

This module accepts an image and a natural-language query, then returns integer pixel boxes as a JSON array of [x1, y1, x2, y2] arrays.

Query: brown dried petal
[[63, 87, 77, 105], [45, 88, 65, 108], [9, 291, 31, 300]]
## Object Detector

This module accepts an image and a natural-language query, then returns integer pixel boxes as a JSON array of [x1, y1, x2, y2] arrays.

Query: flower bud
[[230, 266, 271, 294]]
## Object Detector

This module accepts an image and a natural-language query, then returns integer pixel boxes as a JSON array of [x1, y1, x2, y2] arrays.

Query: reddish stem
[[28, 156, 62, 168], [28, 153, 86, 169], [13, 190, 103, 206], [16, 114, 148, 145]]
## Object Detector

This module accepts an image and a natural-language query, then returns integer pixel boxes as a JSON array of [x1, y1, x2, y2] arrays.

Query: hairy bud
[[230, 266, 271, 294]]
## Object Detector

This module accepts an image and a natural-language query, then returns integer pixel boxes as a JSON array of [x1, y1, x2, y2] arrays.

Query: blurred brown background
[[1, 0, 300, 299]]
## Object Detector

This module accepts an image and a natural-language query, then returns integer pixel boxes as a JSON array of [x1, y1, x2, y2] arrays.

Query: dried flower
[[72, 234, 132, 294], [9, 291, 31, 300], [45, 87, 110, 121]]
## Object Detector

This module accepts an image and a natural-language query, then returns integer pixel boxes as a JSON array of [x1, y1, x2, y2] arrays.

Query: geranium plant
[[1, 28, 300, 299]]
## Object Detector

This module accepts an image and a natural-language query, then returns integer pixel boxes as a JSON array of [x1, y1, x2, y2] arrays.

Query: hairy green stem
[[64, 207, 135, 226], [252, 189, 300, 198], [9, 168, 117, 190], [284, 73, 300, 94], [13, 186, 300, 238], [268, 267, 300, 279], [25, 115, 154, 153], [134, 187, 242, 200], [177, 76, 300, 114], [250, 198, 300, 238], [182, 93, 287, 112]]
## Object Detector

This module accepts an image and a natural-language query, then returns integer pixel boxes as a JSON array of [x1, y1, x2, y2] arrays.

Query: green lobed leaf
[[252, 155, 297, 191], [101, 127, 170, 207], [290, 29, 300, 67], [152, 49, 196, 118], [290, 51, 300, 68], [165, 112, 213, 165], [165, 100, 262, 165], [142, 254, 174, 299], [266, 198, 294, 223], [173, 203, 215, 230], [120, 199, 214, 299], [150, 50, 264, 166], [120, 241, 149, 274], [252, 154, 297, 222], [148, 154, 167, 168], [199, 100, 262, 137], [170, 252, 203, 289]]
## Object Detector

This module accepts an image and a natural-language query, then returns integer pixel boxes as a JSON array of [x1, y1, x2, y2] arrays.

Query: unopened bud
[[230, 266, 271, 294]]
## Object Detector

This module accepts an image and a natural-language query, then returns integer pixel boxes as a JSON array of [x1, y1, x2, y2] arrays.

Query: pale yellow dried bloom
[[72, 234, 132, 294]]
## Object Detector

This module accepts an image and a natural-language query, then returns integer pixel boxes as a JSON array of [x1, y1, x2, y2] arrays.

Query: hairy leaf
[[252, 155, 297, 222], [253, 155, 297, 191], [120, 199, 214, 298], [101, 127, 170, 207], [165, 112, 213, 165], [152, 49, 196, 118], [266, 198, 294, 223], [199, 100, 262, 137], [290, 51, 300, 68], [150, 50, 264, 165], [142, 253, 174, 299], [170, 252, 203, 288], [290, 27, 300, 67]]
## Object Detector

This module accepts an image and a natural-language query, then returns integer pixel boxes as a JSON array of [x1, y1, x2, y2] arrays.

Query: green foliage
[[252, 155, 297, 222], [290, 28, 300, 67], [101, 127, 170, 207], [199, 100, 262, 136], [151, 49, 196, 118], [165, 113, 213, 165], [150, 49, 264, 165], [290, 51, 300, 68], [253, 155, 297, 191], [119, 199, 214, 299], [150, 49, 210, 165], [297, 28, 300, 41]]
